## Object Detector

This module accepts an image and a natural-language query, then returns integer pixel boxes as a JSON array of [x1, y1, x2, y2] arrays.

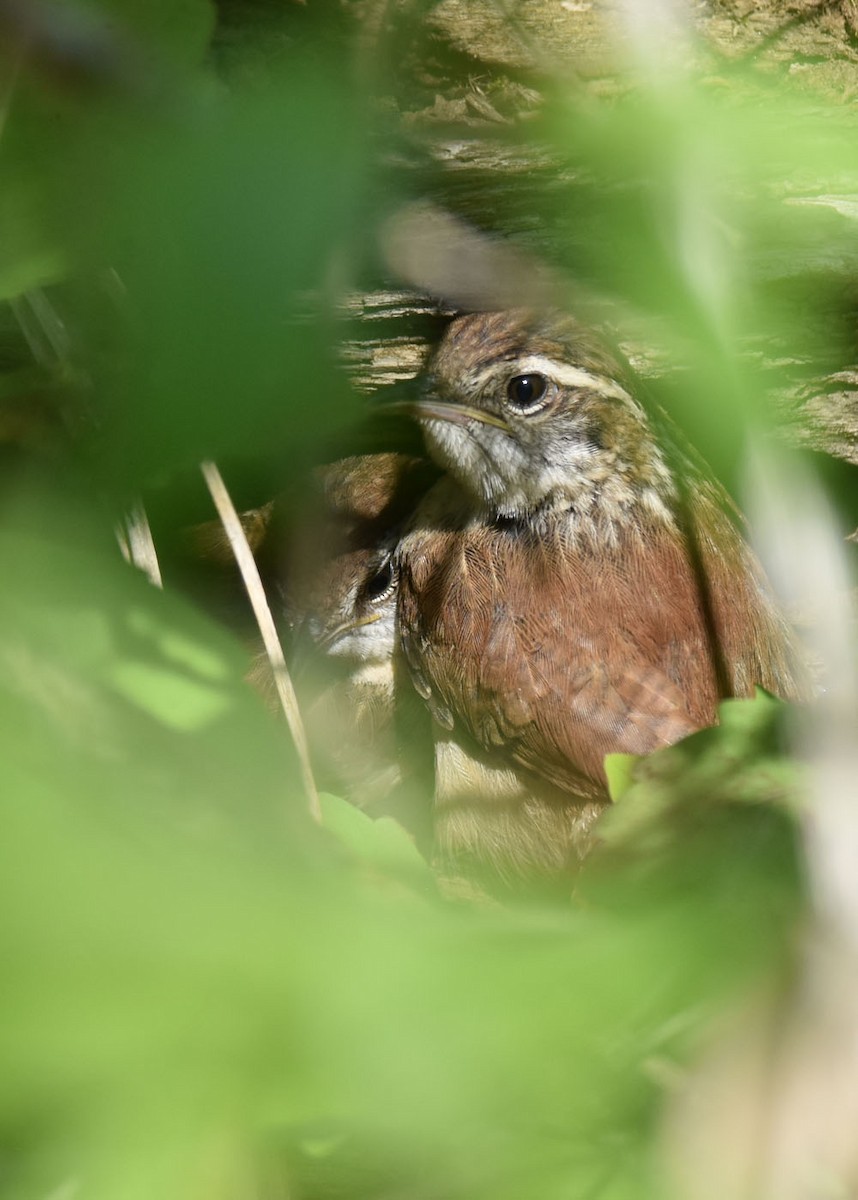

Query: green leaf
[[53, 69, 367, 489], [592, 694, 804, 887], [0, 186, 66, 301], [319, 792, 436, 894], [604, 752, 638, 803], [65, 0, 215, 69], [108, 659, 233, 730]]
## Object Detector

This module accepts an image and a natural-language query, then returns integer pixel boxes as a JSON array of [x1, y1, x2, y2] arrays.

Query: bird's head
[[279, 452, 431, 672], [302, 547, 398, 665], [405, 310, 674, 521]]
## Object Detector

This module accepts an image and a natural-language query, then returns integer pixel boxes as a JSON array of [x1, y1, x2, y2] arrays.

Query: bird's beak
[[383, 398, 510, 432], [318, 612, 382, 650], [288, 610, 384, 686]]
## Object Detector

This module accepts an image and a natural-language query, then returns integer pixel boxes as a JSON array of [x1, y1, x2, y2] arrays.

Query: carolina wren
[[277, 453, 435, 837], [395, 310, 807, 876]]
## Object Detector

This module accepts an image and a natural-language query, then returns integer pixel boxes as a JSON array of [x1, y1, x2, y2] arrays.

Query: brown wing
[[651, 411, 810, 703], [684, 477, 811, 703], [398, 518, 712, 797]]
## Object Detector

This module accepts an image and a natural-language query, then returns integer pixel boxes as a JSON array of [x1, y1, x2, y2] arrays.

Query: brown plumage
[[396, 310, 808, 880], [273, 453, 435, 838], [284, 452, 437, 621]]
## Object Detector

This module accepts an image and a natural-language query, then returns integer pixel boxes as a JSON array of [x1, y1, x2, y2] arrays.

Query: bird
[[394, 309, 808, 882], [268, 452, 436, 841]]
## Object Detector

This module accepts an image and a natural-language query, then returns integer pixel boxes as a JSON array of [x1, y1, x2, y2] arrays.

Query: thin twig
[[200, 459, 321, 822]]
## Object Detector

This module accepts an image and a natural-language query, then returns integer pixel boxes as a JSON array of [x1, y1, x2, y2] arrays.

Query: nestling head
[[301, 547, 398, 665], [283, 453, 431, 667]]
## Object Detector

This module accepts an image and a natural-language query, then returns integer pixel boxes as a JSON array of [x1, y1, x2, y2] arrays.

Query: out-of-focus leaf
[[108, 659, 233, 730], [540, 80, 858, 489], [42, 69, 368, 491], [0, 486, 321, 853], [85, 0, 216, 68], [0, 188, 66, 300], [596, 691, 801, 850], [319, 792, 436, 895]]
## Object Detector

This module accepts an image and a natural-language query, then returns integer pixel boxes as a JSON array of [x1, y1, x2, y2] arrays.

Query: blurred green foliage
[[0, 2, 854, 1199]]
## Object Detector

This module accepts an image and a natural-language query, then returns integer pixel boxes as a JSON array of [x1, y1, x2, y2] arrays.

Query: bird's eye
[[363, 558, 395, 603], [506, 373, 548, 410]]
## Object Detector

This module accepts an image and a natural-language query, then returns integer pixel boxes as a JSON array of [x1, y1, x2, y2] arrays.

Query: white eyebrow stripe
[[520, 355, 633, 401], [472, 355, 633, 403]]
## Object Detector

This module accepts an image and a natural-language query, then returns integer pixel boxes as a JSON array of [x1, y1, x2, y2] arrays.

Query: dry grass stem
[[200, 459, 321, 822]]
